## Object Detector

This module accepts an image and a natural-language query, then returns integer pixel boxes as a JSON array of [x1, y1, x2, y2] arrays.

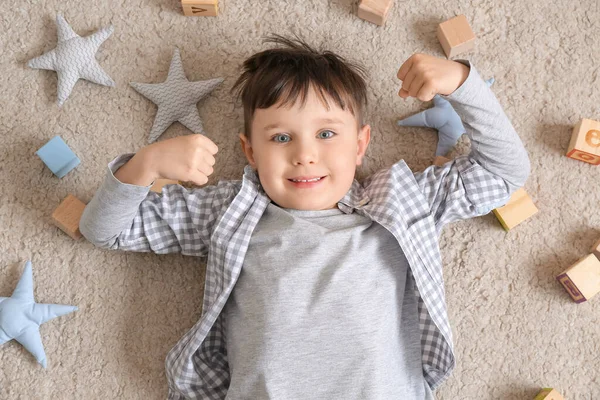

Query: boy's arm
[[79, 153, 235, 256], [413, 60, 531, 231]]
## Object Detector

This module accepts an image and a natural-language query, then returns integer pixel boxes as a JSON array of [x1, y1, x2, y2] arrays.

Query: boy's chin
[[273, 199, 338, 211]]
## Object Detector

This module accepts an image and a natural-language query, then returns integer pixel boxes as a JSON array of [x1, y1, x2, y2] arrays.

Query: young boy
[[80, 35, 530, 399]]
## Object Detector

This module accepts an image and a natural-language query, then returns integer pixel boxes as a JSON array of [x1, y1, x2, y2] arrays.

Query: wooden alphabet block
[[566, 118, 600, 165], [150, 179, 180, 194], [534, 388, 564, 400], [52, 194, 86, 240], [182, 0, 218, 16], [492, 188, 538, 231], [591, 237, 600, 259], [433, 155, 451, 167], [437, 15, 476, 58], [557, 253, 600, 303], [357, 0, 393, 26]]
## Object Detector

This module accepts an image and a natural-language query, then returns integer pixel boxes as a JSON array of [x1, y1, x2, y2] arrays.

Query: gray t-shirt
[[223, 203, 435, 399]]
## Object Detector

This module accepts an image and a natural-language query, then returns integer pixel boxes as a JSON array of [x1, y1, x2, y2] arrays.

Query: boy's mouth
[[288, 176, 326, 183], [287, 175, 327, 187]]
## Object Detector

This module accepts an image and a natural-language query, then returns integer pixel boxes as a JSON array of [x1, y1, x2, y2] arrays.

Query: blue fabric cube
[[36, 136, 80, 178]]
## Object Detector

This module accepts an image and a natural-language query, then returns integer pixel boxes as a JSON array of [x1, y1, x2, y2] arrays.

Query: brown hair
[[231, 33, 369, 140]]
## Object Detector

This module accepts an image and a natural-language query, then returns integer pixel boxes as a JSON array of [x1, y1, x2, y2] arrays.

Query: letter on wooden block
[[52, 194, 87, 240], [437, 15, 475, 58], [182, 0, 218, 16], [357, 0, 393, 26], [533, 388, 564, 400], [492, 188, 538, 231], [557, 254, 600, 303], [566, 118, 600, 165], [150, 179, 180, 193]]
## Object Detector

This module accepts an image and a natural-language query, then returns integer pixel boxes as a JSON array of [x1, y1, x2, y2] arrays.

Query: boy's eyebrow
[[262, 118, 345, 131]]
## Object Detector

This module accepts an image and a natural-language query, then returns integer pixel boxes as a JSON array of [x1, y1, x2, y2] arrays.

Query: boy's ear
[[239, 133, 257, 168], [356, 124, 371, 166]]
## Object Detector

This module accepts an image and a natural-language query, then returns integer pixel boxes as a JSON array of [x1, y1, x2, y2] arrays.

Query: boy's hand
[[144, 134, 219, 186], [122, 134, 219, 187], [397, 53, 470, 102]]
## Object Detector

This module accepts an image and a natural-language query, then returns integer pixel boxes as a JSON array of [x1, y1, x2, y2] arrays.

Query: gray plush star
[[27, 13, 115, 107], [130, 48, 224, 143]]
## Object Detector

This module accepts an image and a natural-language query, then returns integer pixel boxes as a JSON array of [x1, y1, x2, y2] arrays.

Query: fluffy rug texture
[[1, 0, 599, 398]]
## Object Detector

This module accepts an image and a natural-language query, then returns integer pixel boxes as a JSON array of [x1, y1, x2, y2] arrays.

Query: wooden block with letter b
[[492, 188, 538, 230], [52, 194, 87, 240], [437, 15, 475, 58], [533, 388, 564, 400], [556, 253, 600, 303], [357, 0, 393, 26], [182, 0, 218, 16], [566, 118, 600, 165]]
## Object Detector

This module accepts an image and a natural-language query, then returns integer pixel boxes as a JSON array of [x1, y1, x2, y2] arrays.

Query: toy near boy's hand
[[140, 134, 219, 187], [397, 53, 470, 101]]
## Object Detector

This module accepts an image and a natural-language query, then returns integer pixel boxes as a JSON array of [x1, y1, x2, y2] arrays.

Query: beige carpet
[[1, 0, 599, 398]]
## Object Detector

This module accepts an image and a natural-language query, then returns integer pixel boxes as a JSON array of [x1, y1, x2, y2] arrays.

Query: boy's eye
[[318, 130, 336, 139], [271, 130, 336, 143], [273, 134, 290, 143]]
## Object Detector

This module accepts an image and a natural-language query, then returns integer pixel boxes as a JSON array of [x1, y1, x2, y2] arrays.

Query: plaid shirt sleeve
[[79, 153, 237, 257], [412, 61, 531, 231]]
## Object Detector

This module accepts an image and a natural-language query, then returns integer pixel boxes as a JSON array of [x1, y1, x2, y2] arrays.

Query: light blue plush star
[[27, 13, 115, 107], [130, 48, 224, 143], [0, 260, 78, 368], [397, 78, 495, 156]]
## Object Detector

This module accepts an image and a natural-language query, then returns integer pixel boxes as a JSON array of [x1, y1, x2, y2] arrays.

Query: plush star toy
[[0, 260, 78, 368], [27, 13, 115, 107], [130, 48, 224, 143], [397, 77, 495, 156]]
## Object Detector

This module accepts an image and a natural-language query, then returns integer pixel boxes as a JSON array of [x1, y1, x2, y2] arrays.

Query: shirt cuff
[[439, 59, 481, 103], [106, 153, 154, 193]]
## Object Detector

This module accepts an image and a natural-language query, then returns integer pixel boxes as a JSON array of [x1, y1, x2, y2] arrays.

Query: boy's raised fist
[[397, 53, 470, 102]]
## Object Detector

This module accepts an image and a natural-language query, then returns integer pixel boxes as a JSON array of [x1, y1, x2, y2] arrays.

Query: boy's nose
[[292, 143, 318, 165]]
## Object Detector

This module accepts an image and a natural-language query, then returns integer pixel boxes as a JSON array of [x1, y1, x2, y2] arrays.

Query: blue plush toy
[[0, 260, 78, 368], [397, 77, 495, 156]]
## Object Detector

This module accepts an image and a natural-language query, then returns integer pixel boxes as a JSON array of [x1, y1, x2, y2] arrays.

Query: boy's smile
[[239, 85, 371, 211], [287, 175, 327, 188]]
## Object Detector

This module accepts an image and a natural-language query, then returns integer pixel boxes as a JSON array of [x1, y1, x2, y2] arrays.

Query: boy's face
[[239, 86, 371, 210]]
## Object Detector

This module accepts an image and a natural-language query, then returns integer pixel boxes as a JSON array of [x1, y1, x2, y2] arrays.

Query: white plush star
[[27, 13, 115, 107], [130, 48, 224, 143]]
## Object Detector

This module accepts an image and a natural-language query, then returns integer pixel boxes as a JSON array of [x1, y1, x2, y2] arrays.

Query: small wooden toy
[[433, 155, 451, 167], [533, 388, 564, 400], [52, 194, 87, 240], [437, 15, 476, 58], [492, 187, 538, 231], [182, 0, 218, 16], [566, 118, 600, 165], [591, 237, 600, 259], [357, 0, 393, 26], [36, 136, 81, 178], [150, 179, 180, 193], [557, 253, 600, 303]]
